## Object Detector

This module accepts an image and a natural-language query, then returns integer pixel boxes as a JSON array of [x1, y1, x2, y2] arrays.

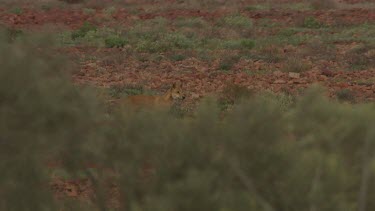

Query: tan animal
[[120, 82, 185, 110]]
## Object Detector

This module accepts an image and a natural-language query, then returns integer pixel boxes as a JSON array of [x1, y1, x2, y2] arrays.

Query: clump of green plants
[[302, 16, 323, 28], [71, 22, 97, 40], [223, 39, 255, 50], [104, 35, 127, 48], [219, 55, 241, 71], [0, 33, 104, 210], [9, 7, 23, 15], [4, 32, 375, 211], [170, 53, 187, 61]]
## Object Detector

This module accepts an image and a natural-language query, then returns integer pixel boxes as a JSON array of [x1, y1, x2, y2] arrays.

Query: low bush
[[104, 35, 127, 48], [71, 22, 97, 40], [2, 33, 375, 211]]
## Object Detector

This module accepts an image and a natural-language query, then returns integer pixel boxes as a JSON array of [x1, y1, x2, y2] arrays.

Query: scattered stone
[[274, 79, 286, 84], [288, 72, 300, 79]]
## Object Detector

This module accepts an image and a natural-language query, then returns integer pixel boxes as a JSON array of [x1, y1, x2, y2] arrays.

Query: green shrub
[[71, 22, 97, 40], [170, 54, 187, 61], [3, 33, 375, 211], [223, 39, 255, 50], [9, 7, 23, 15], [0, 33, 103, 210], [104, 35, 127, 48], [219, 55, 241, 71]]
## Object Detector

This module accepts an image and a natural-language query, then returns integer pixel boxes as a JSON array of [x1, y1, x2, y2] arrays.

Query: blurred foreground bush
[[1, 32, 375, 211]]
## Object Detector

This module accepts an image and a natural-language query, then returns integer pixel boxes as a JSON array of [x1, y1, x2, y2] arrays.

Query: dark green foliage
[[335, 89, 355, 103], [223, 39, 255, 50], [105, 35, 128, 48], [0, 34, 103, 210], [71, 22, 97, 40], [2, 33, 375, 211], [170, 54, 187, 61], [219, 55, 241, 71], [9, 7, 23, 15]]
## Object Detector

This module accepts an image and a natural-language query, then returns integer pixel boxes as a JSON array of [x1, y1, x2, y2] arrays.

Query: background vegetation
[[1, 32, 375, 211]]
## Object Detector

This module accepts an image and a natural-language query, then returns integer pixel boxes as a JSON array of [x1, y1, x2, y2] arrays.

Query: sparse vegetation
[[219, 14, 253, 29], [71, 22, 97, 40], [335, 88, 355, 103], [282, 57, 311, 73], [9, 7, 23, 15], [302, 16, 324, 28], [104, 35, 127, 48], [345, 44, 375, 70], [1, 0, 375, 209]]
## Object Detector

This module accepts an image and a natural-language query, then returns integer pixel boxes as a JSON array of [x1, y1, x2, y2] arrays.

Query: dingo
[[120, 82, 185, 109]]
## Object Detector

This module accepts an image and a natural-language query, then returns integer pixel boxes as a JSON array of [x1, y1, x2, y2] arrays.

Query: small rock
[[274, 79, 286, 84], [288, 72, 300, 79], [319, 75, 328, 81]]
